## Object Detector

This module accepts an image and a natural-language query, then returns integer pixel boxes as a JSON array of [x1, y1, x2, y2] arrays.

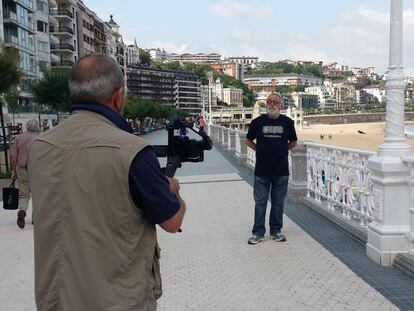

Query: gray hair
[[68, 55, 124, 104], [26, 119, 39, 133]]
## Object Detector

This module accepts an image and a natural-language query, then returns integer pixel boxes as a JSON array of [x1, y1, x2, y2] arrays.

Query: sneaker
[[17, 210, 26, 229], [270, 233, 286, 242], [248, 235, 265, 245]]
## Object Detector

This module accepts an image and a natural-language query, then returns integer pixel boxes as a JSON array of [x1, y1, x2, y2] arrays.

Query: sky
[[84, 0, 414, 75]]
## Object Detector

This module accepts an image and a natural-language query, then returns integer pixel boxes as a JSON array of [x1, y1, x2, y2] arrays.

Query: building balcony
[[51, 60, 74, 67], [49, 26, 74, 35], [49, 15, 59, 27], [50, 43, 74, 52], [49, 9, 73, 19], [48, 0, 57, 8], [15, 0, 34, 13], [50, 53, 60, 63], [49, 34, 59, 44], [4, 35, 19, 47]]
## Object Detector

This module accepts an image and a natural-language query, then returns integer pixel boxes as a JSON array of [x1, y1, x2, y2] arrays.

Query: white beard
[[266, 107, 280, 119]]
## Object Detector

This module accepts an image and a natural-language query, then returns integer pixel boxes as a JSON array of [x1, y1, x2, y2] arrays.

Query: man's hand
[[167, 177, 180, 194]]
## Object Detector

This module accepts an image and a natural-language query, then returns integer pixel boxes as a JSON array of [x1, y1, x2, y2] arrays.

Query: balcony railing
[[49, 26, 74, 34], [4, 35, 18, 45], [50, 43, 74, 51], [3, 10, 18, 22], [50, 9, 73, 18], [51, 60, 74, 67]]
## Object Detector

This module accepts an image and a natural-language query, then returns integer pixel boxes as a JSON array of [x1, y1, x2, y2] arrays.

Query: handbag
[[3, 178, 19, 210]]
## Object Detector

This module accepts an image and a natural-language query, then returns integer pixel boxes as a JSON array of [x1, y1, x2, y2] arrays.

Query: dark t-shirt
[[246, 114, 298, 177]]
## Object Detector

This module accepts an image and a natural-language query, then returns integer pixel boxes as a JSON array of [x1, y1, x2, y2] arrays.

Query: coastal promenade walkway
[[0, 130, 414, 310]]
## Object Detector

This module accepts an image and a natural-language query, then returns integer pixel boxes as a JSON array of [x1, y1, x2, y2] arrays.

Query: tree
[[30, 68, 70, 118], [4, 86, 19, 125], [139, 49, 151, 66], [0, 44, 22, 173]]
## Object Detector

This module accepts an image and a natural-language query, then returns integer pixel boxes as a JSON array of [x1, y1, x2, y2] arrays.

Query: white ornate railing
[[402, 156, 414, 249], [305, 143, 376, 228]]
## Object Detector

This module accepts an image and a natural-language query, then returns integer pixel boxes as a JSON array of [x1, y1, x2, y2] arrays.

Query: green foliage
[[406, 100, 414, 110], [214, 72, 255, 106], [139, 49, 151, 65], [124, 96, 185, 121], [30, 68, 70, 112], [251, 61, 324, 78], [0, 45, 22, 94], [275, 85, 305, 94]]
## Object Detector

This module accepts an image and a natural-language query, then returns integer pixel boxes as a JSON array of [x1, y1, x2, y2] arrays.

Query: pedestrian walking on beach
[[245, 93, 298, 245], [28, 55, 186, 311], [10, 119, 39, 229]]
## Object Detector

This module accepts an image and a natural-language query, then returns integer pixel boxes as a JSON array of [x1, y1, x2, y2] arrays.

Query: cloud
[[149, 41, 191, 54], [209, 0, 272, 19]]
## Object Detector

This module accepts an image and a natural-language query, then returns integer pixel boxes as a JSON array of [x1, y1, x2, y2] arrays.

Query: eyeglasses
[[266, 101, 281, 105]]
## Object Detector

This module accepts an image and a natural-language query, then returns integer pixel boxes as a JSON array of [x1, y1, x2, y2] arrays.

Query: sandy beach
[[297, 121, 414, 152]]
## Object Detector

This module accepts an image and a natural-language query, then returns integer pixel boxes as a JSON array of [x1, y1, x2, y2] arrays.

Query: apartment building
[[283, 92, 318, 109], [127, 65, 204, 115], [170, 52, 221, 64], [210, 61, 243, 81], [214, 78, 243, 107], [305, 85, 336, 109], [226, 56, 258, 69], [175, 71, 201, 115], [49, 0, 78, 67], [127, 65, 176, 106], [243, 73, 322, 94], [1, 0, 37, 107], [93, 15, 109, 55], [35, 0, 56, 72], [332, 83, 357, 110], [125, 39, 139, 66], [148, 48, 170, 62]]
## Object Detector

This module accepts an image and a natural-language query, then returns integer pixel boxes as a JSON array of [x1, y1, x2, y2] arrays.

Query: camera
[[153, 116, 213, 177]]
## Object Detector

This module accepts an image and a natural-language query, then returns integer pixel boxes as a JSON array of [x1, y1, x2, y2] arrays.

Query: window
[[37, 40, 49, 53], [37, 21, 47, 33]]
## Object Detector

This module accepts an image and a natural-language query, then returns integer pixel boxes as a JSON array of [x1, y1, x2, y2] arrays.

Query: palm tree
[[30, 67, 70, 122], [0, 44, 22, 172]]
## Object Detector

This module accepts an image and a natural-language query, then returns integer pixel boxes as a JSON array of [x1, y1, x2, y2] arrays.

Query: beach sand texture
[[297, 121, 414, 152]]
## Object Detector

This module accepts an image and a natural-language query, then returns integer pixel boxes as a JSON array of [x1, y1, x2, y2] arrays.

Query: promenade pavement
[[0, 130, 408, 310]]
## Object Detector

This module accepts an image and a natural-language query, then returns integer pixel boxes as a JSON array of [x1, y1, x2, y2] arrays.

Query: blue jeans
[[252, 175, 289, 237]]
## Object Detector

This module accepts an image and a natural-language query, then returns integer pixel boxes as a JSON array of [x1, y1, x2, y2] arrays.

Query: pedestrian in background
[[10, 119, 39, 229], [28, 55, 186, 311], [198, 115, 206, 132], [245, 93, 297, 245]]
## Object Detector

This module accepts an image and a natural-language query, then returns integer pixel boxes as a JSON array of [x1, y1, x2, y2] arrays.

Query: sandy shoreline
[[297, 121, 414, 152]]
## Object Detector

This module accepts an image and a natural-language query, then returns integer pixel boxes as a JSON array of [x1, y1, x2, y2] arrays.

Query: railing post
[[227, 129, 236, 152], [366, 0, 413, 266], [221, 127, 229, 146], [288, 142, 308, 199], [217, 126, 223, 142], [235, 131, 247, 162]]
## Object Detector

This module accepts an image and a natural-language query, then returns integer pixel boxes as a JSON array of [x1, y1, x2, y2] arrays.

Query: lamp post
[[366, 0, 413, 266]]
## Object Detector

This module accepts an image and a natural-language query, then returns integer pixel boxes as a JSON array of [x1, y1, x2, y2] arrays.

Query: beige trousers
[[17, 167, 31, 213]]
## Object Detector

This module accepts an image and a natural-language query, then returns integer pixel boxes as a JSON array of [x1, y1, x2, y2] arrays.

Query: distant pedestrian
[[245, 93, 298, 245], [198, 115, 206, 132], [10, 119, 39, 229]]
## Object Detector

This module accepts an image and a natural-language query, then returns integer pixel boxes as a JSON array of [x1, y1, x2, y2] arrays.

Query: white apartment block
[[222, 87, 243, 107], [148, 48, 170, 62], [170, 52, 221, 64], [35, 0, 55, 72], [305, 86, 336, 109], [126, 40, 139, 66], [226, 56, 258, 69]]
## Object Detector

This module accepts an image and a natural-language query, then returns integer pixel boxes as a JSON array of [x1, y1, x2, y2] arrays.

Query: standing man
[[10, 119, 39, 229], [246, 93, 297, 245], [28, 55, 186, 311]]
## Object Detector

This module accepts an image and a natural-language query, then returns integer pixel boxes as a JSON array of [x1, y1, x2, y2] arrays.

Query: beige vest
[[28, 110, 162, 311]]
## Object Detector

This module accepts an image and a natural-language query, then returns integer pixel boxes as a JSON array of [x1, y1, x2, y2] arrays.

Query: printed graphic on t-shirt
[[263, 125, 284, 138]]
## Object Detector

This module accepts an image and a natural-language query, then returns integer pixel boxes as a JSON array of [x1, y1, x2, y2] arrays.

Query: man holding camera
[[28, 55, 186, 311], [246, 93, 297, 245]]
